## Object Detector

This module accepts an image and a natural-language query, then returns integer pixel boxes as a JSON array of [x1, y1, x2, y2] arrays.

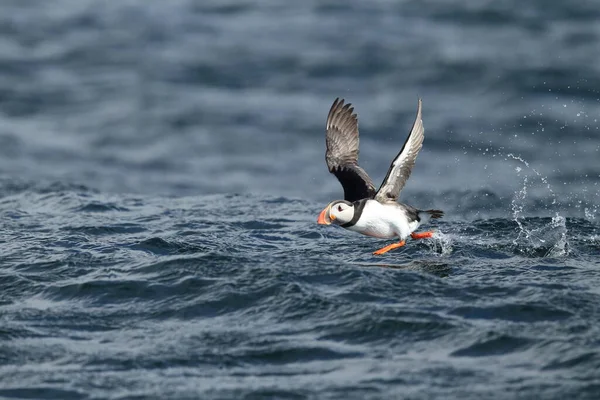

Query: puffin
[[317, 97, 443, 255]]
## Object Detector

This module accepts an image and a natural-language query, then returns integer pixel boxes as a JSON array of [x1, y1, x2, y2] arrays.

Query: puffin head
[[317, 200, 354, 226]]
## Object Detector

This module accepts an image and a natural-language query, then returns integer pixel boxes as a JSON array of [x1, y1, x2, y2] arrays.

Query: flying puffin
[[317, 98, 443, 255]]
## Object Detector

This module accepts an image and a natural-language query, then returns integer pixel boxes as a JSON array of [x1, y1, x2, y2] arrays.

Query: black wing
[[325, 98, 376, 202], [375, 99, 424, 203]]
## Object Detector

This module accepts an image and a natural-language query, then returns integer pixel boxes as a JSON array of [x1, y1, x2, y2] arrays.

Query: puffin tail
[[420, 209, 444, 220]]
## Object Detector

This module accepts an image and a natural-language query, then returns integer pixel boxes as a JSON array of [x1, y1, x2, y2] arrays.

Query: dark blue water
[[1, 1, 600, 399]]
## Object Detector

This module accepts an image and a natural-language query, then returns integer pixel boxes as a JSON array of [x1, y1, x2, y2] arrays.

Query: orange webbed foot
[[411, 231, 434, 240], [373, 240, 406, 255]]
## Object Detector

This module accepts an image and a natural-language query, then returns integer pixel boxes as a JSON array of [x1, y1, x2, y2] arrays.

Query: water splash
[[544, 215, 568, 257], [507, 154, 569, 257], [506, 153, 557, 206], [584, 207, 597, 221], [511, 173, 528, 245], [429, 231, 453, 256]]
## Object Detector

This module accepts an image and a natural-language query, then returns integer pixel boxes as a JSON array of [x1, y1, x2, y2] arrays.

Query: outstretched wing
[[374, 99, 424, 203], [325, 98, 376, 202]]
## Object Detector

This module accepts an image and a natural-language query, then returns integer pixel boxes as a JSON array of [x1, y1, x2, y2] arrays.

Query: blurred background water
[[0, 1, 599, 399]]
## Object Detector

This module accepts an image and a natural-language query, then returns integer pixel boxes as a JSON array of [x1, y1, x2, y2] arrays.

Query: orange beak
[[317, 205, 331, 225]]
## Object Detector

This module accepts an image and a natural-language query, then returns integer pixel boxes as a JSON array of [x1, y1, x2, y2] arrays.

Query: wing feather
[[325, 98, 376, 202], [374, 99, 424, 203]]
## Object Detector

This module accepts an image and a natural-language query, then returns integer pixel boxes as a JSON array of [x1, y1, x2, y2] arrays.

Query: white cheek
[[341, 208, 353, 222]]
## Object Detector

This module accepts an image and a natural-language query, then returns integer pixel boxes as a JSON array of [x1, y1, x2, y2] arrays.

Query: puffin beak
[[317, 205, 331, 225]]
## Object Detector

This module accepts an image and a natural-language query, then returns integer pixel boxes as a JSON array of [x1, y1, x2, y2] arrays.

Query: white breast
[[346, 200, 420, 239]]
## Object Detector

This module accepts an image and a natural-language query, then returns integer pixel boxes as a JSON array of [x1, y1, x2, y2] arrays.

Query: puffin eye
[[337, 205, 343, 212]]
